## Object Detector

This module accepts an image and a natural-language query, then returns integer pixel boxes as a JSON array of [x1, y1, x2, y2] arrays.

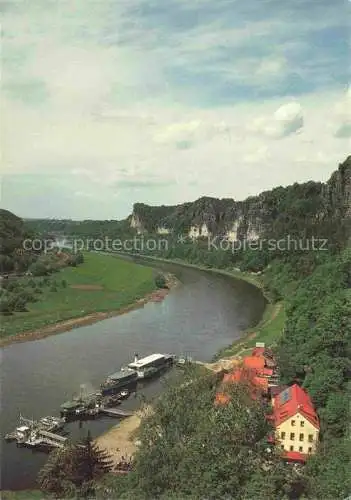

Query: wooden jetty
[[5, 425, 67, 449], [37, 429, 67, 448], [100, 407, 134, 418], [5, 415, 67, 449]]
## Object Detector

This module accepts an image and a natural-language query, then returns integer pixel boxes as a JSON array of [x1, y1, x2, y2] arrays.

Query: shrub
[[155, 273, 167, 288]]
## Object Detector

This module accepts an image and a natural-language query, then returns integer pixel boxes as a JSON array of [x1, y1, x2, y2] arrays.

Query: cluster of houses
[[215, 343, 320, 464]]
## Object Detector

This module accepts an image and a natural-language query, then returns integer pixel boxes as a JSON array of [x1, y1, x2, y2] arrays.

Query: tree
[[126, 367, 288, 499], [38, 446, 77, 498], [38, 432, 113, 498], [72, 431, 113, 488], [155, 273, 167, 288]]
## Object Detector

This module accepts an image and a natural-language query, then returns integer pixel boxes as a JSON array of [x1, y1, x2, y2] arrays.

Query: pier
[[5, 416, 67, 449], [36, 430, 67, 448], [100, 407, 134, 418]]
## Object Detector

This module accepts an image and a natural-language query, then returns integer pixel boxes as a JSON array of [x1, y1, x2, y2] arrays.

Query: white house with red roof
[[272, 384, 320, 462]]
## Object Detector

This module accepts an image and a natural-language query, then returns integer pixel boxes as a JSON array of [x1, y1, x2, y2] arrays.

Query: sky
[[1, 0, 350, 220]]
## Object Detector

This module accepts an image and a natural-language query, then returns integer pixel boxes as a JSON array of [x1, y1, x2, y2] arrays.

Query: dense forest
[[24, 217, 132, 242]]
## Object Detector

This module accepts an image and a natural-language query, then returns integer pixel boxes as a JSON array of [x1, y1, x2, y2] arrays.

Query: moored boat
[[127, 353, 175, 379], [100, 367, 138, 395], [60, 390, 102, 418]]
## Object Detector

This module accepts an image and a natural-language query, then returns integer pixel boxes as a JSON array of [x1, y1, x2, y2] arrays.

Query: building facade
[[272, 384, 320, 461]]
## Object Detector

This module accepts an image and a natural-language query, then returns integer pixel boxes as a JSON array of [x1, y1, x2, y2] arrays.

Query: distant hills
[[9, 156, 350, 251]]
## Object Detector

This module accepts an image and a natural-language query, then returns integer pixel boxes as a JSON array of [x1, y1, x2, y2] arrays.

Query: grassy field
[[1, 253, 156, 340], [213, 301, 285, 360]]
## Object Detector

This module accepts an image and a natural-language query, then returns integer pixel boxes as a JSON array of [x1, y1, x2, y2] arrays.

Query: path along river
[[1, 257, 266, 490]]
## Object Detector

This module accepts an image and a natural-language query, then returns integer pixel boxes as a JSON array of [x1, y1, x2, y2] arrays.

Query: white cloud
[[2, 0, 350, 218], [249, 102, 304, 139], [333, 86, 351, 138], [153, 120, 231, 149]]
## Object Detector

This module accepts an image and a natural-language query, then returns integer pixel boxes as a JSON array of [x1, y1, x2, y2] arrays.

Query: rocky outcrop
[[129, 213, 144, 234], [129, 157, 351, 242]]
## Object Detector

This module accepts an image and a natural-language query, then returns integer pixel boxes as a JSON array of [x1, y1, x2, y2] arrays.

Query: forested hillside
[[0, 210, 84, 320], [0, 209, 38, 273], [130, 156, 351, 246], [24, 218, 132, 241], [102, 158, 350, 499]]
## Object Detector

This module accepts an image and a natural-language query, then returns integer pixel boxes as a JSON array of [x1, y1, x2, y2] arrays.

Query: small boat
[[118, 390, 129, 400], [39, 416, 66, 431], [177, 356, 193, 366]]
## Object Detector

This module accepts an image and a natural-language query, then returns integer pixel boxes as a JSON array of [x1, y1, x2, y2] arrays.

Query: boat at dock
[[60, 387, 103, 419], [127, 353, 176, 380], [5, 416, 67, 450], [39, 415, 66, 431], [100, 367, 138, 395]]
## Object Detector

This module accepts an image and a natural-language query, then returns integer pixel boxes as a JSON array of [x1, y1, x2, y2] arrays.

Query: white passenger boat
[[127, 353, 175, 379]]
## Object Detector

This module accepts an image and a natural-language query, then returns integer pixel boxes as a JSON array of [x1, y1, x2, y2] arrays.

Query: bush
[[0, 293, 14, 314], [12, 293, 27, 312], [30, 261, 49, 277], [155, 273, 167, 288], [76, 252, 84, 265]]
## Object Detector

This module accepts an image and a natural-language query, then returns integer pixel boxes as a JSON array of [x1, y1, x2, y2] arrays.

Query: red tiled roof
[[252, 347, 265, 357], [252, 376, 268, 390], [243, 356, 265, 369], [215, 366, 268, 405], [257, 367, 274, 377], [284, 451, 308, 463], [273, 384, 319, 429]]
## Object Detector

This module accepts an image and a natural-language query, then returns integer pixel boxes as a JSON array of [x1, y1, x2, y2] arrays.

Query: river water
[[1, 258, 266, 490]]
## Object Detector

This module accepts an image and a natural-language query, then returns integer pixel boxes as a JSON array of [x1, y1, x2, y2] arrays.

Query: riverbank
[[91, 255, 285, 465], [116, 252, 267, 293], [93, 299, 285, 465], [0, 253, 178, 347], [95, 405, 153, 467]]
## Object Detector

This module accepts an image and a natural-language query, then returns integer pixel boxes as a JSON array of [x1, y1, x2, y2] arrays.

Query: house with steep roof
[[272, 384, 320, 462]]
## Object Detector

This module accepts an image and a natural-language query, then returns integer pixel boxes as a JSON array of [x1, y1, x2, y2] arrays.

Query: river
[[0, 258, 266, 490]]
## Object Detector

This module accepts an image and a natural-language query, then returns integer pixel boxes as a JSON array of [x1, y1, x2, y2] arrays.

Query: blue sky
[[1, 0, 350, 219]]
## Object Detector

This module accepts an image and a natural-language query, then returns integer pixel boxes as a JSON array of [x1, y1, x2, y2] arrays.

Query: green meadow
[[1, 253, 156, 340], [213, 301, 285, 360]]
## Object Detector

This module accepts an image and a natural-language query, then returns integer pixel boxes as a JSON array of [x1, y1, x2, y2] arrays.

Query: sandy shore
[[95, 406, 153, 466], [0, 274, 179, 347]]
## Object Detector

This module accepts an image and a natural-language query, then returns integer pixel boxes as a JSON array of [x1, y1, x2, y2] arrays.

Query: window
[[290, 433, 295, 440], [291, 420, 296, 426], [281, 432, 286, 439], [300, 421, 305, 427], [290, 445, 294, 451], [299, 446, 303, 452], [308, 447, 312, 453], [299, 433, 304, 441], [308, 434, 314, 442]]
